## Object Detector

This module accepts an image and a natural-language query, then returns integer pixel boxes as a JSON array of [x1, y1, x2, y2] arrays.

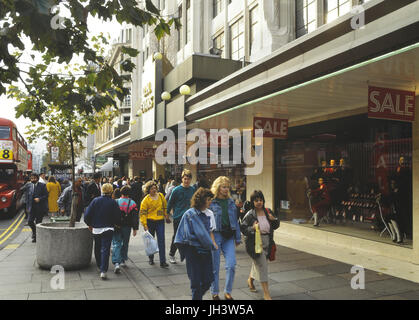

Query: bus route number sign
[[0, 149, 13, 160]]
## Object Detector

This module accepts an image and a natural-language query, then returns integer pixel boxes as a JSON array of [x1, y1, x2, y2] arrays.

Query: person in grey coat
[[57, 177, 85, 221]]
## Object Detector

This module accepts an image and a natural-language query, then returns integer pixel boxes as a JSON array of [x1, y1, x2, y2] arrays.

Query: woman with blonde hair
[[46, 176, 61, 218], [140, 180, 171, 268], [209, 176, 241, 300]]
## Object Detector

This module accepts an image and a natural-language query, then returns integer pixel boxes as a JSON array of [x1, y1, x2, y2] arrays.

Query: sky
[[1, 12, 122, 154]]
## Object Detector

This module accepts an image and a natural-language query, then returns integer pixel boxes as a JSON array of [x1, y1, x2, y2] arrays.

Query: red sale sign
[[368, 86, 415, 122], [253, 117, 288, 139]]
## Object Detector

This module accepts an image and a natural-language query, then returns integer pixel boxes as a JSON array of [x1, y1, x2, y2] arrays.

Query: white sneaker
[[120, 262, 126, 267], [114, 264, 121, 274], [169, 255, 176, 264], [100, 272, 107, 280]]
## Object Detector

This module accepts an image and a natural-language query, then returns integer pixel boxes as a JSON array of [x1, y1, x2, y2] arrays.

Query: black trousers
[[28, 206, 45, 239], [169, 219, 181, 257]]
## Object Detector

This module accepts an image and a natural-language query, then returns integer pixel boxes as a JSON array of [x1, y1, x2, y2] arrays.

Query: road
[[0, 209, 27, 250]]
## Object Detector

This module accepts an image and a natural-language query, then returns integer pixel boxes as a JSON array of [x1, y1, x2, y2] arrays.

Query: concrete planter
[[36, 222, 93, 271]]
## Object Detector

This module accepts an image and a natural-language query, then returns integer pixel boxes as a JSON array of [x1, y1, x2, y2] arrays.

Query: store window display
[[275, 115, 412, 245]]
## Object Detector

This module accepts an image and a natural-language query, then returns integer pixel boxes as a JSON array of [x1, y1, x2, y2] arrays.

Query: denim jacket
[[209, 198, 241, 244], [174, 208, 216, 261]]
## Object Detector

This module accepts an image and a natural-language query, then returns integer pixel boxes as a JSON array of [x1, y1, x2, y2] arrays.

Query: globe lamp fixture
[[180, 85, 191, 96], [161, 91, 171, 101], [153, 52, 163, 61]]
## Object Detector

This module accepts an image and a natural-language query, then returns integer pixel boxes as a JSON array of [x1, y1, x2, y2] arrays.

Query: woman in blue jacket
[[174, 188, 217, 300], [84, 183, 121, 280], [209, 176, 241, 300]]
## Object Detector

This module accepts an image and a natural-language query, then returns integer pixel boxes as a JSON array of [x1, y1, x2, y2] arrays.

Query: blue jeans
[[211, 231, 236, 295], [112, 226, 132, 265], [184, 245, 214, 300], [93, 230, 114, 273], [147, 219, 166, 264]]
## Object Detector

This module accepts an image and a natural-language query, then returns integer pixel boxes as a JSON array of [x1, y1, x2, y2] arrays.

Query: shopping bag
[[255, 224, 263, 254], [142, 231, 159, 256]]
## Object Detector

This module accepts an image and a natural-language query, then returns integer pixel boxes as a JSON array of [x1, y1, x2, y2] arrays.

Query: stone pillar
[[246, 138, 275, 210], [412, 96, 419, 263]]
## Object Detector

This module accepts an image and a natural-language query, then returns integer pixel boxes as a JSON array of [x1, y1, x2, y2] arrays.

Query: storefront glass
[[275, 114, 412, 245]]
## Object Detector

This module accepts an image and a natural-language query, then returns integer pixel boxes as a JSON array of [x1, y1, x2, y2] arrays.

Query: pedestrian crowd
[[20, 169, 279, 300]]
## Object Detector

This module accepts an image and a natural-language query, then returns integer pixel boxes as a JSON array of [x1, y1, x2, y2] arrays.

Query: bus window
[[13, 128, 17, 140], [0, 168, 14, 181], [0, 126, 10, 139]]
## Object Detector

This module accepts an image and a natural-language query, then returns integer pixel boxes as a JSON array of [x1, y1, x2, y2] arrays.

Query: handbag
[[268, 241, 276, 261], [221, 222, 235, 239]]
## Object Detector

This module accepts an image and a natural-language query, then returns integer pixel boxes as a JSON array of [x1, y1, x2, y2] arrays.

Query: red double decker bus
[[0, 118, 28, 217], [27, 150, 33, 173]]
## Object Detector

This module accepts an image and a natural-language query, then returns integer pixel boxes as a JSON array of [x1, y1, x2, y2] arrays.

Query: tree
[[2, 0, 180, 227]]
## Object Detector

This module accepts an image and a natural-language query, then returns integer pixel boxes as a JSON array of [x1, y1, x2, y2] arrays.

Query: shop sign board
[[368, 86, 415, 122], [129, 148, 155, 160], [199, 131, 229, 148], [253, 117, 288, 139]]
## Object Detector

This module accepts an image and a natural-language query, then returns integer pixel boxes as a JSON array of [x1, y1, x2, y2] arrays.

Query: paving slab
[[28, 290, 87, 300], [269, 269, 324, 283], [276, 293, 317, 300], [91, 278, 134, 290], [292, 275, 350, 292], [308, 262, 354, 276], [336, 270, 394, 282], [149, 276, 175, 286], [85, 287, 144, 300], [0, 294, 29, 300], [397, 290, 419, 300], [269, 282, 308, 298], [0, 282, 41, 295], [307, 286, 379, 300], [364, 278, 419, 296], [158, 283, 191, 298], [41, 279, 95, 293], [167, 274, 190, 285], [0, 274, 32, 285]]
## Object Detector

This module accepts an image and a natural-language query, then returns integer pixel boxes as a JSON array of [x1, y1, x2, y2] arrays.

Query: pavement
[[1, 218, 419, 300]]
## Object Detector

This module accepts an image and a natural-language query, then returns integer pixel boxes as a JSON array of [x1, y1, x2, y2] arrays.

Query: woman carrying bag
[[240, 190, 279, 300], [140, 180, 171, 268], [209, 176, 241, 300]]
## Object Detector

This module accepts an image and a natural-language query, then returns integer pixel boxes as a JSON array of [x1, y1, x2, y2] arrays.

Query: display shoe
[[313, 213, 319, 227]]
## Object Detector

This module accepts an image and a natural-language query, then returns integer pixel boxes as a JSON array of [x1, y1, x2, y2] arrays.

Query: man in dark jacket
[[84, 183, 121, 280], [26, 173, 48, 243], [85, 172, 102, 207], [130, 176, 143, 206]]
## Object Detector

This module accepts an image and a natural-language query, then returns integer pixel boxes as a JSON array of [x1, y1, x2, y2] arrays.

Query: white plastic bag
[[142, 231, 159, 256]]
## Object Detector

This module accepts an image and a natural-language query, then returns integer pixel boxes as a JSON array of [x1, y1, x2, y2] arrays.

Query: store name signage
[[130, 148, 155, 160], [253, 117, 288, 139], [368, 86, 415, 122], [140, 82, 154, 114]]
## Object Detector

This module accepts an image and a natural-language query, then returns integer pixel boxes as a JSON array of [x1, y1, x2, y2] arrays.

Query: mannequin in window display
[[384, 179, 405, 244], [394, 155, 412, 239], [311, 160, 327, 182], [309, 177, 331, 227]]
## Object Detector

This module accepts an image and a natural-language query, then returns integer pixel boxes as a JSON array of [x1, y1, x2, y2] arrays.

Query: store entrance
[[274, 114, 412, 247]]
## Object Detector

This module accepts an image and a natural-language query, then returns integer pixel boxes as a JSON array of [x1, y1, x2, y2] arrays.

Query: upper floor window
[[296, 0, 317, 38], [325, 0, 352, 24], [230, 17, 244, 61], [213, 0, 224, 18], [213, 32, 225, 58], [178, 5, 183, 51], [249, 5, 259, 55], [186, 0, 192, 43]]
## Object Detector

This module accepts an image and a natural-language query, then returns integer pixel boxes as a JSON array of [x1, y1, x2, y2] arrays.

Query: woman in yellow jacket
[[47, 176, 61, 217], [140, 180, 171, 268]]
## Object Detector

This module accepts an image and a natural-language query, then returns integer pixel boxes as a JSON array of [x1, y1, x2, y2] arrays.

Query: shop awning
[[98, 159, 113, 172]]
